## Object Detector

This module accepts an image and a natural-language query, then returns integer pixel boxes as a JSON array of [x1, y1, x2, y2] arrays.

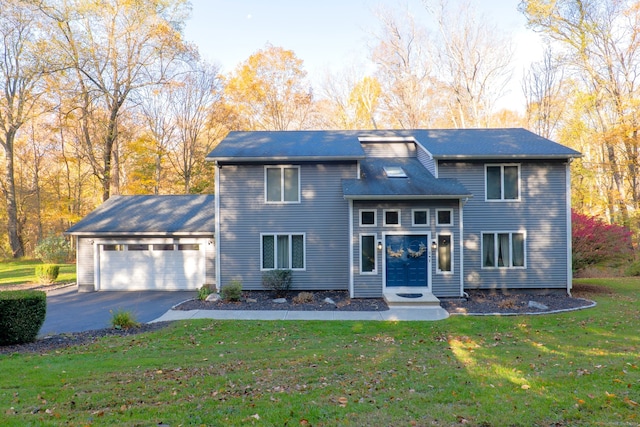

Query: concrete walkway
[[151, 306, 449, 322]]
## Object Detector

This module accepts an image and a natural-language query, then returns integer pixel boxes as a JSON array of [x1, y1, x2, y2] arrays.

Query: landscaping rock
[[205, 293, 220, 302], [245, 298, 258, 303], [273, 298, 287, 304], [528, 300, 549, 310], [324, 297, 337, 306]]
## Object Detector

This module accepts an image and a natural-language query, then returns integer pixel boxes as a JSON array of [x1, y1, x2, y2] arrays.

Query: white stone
[[324, 297, 337, 306], [528, 300, 548, 310], [273, 298, 287, 304], [205, 293, 221, 302]]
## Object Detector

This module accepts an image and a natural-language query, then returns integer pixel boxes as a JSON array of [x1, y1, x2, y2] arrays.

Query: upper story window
[[384, 209, 401, 226], [436, 209, 453, 226], [265, 166, 300, 203], [412, 209, 429, 227], [486, 164, 520, 201], [360, 210, 377, 227]]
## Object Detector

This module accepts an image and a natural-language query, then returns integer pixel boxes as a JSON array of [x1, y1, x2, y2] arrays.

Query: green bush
[[221, 280, 242, 301], [35, 264, 60, 284], [262, 269, 292, 297], [0, 290, 47, 345], [198, 284, 214, 300], [110, 309, 140, 330], [34, 235, 72, 263], [624, 260, 640, 276]]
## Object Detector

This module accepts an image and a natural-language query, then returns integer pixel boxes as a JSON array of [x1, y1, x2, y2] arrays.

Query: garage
[[66, 195, 215, 292], [97, 239, 208, 291]]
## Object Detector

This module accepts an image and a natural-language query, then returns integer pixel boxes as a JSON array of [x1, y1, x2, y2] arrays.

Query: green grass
[[0, 260, 75, 286], [0, 278, 638, 426]]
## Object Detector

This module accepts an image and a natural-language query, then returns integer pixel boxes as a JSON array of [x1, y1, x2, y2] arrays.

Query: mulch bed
[[1, 286, 596, 355]]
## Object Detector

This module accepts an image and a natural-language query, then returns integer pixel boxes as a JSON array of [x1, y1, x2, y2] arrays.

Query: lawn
[[0, 260, 76, 286], [0, 278, 638, 426]]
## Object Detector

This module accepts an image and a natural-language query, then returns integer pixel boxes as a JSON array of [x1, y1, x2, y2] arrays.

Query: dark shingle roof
[[208, 128, 580, 162], [207, 130, 366, 162], [65, 195, 214, 236], [342, 158, 471, 200]]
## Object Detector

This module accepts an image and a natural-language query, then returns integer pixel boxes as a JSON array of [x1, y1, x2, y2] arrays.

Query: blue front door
[[385, 235, 428, 287]]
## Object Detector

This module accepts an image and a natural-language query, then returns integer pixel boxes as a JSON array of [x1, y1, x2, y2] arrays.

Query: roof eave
[[206, 155, 365, 163], [344, 194, 473, 200], [65, 231, 214, 237], [433, 154, 582, 160]]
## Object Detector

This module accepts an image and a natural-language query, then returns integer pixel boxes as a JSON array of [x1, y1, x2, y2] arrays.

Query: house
[[67, 129, 581, 300]]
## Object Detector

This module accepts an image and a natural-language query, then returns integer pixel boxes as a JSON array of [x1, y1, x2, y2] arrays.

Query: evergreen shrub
[[0, 290, 47, 345], [35, 264, 60, 284]]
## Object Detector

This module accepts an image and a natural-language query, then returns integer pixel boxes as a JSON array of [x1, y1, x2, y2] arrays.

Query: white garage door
[[98, 240, 206, 290]]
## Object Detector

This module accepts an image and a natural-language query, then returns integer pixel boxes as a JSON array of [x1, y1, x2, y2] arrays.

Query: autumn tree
[[36, 0, 191, 202], [224, 44, 313, 131], [0, 0, 49, 257]]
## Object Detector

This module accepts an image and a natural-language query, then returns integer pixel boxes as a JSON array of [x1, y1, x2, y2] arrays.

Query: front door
[[385, 235, 429, 287]]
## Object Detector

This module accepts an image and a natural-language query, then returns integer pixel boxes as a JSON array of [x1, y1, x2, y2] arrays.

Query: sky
[[182, 0, 544, 111]]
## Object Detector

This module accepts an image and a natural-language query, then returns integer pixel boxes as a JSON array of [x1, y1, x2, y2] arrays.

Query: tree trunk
[[2, 132, 24, 258]]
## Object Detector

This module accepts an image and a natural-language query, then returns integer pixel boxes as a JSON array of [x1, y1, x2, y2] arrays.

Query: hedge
[[0, 290, 47, 345]]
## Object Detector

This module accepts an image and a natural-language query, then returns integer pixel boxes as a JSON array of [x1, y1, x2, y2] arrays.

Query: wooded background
[[1, 0, 638, 258]]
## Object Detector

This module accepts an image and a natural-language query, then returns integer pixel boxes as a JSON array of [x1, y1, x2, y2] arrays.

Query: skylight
[[383, 166, 407, 178]]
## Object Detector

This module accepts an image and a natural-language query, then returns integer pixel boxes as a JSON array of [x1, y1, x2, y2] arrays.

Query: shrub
[[34, 235, 72, 264], [0, 290, 47, 345], [262, 269, 292, 297], [572, 210, 634, 271], [221, 280, 242, 301], [198, 284, 214, 301], [110, 309, 140, 330], [625, 260, 640, 276], [293, 291, 314, 304], [35, 264, 60, 284]]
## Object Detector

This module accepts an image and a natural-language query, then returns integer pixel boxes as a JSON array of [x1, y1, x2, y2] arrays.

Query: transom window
[[262, 233, 305, 270], [265, 166, 300, 203], [412, 209, 429, 227], [482, 232, 525, 268], [384, 209, 401, 226], [486, 164, 520, 201], [360, 210, 377, 227]]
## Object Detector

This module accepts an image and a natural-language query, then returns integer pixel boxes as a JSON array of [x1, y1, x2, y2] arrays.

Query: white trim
[[383, 209, 401, 226], [359, 233, 378, 275], [264, 165, 301, 204], [411, 208, 430, 227], [359, 209, 377, 227], [459, 199, 465, 297], [485, 163, 521, 202], [480, 231, 527, 269], [348, 200, 354, 298], [381, 231, 432, 294], [436, 209, 454, 226], [566, 161, 573, 294], [358, 136, 417, 143], [436, 233, 454, 275], [260, 233, 307, 271], [215, 163, 221, 290]]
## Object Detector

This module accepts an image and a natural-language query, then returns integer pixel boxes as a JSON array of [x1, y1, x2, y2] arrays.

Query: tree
[[224, 44, 313, 131], [0, 0, 48, 257], [429, 0, 514, 128], [37, 0, 191, 201]]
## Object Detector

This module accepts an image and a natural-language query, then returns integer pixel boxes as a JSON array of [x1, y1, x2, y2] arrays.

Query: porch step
[[383, 292, 441, 308]]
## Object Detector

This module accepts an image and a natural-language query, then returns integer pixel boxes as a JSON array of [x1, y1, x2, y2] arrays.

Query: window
[[412, 209, 429, 227], [178, 244, 200, 251], [436, 209, 453, 226], [266, 166, 300, 203], [437, 234, 452, 273], [360, 210, 377, 227], [360, 234, 377, 274], [128, 244, 149, 251], [383, 166, 407, 178], [486, 164, 520, 200], [262, 234, 305, 270], [153, 244, 174, 251], [384, 209, 401, 226], [103, 244, 124, 251], [482, 232, 525, 268]]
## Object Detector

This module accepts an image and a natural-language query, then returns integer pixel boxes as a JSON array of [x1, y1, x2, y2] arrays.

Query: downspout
[[459, 198, 465, 298], [214, 161, 221, 292], [566, 160, 573, 296], [348, 199, 354, 298]]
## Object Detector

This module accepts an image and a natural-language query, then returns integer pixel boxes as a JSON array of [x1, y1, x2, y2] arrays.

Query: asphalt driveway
[[40, 286, 196, 336]]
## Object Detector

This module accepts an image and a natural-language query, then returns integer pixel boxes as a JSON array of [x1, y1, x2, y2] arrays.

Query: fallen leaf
[[521, 384, 530, 390], [338, 397, 348, 407]]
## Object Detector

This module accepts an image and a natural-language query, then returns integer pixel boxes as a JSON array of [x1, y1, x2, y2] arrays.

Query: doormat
[[397, 293, 423, 298]]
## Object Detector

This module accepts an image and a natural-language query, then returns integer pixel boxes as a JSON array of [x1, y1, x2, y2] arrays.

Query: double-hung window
[[486, 164, 520, 201], [261, 233, 305, 270], [482, 232, 525, 268], [265, 166, 300, 203]]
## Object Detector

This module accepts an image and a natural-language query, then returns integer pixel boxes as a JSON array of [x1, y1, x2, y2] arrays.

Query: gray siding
[[416, 144, 437, 176], [76, 237, 95, 291], [361, 142, 416, 158], [439, 160, 570, 290], [352, 201, 461, 298], [218, 162, 357, 291]]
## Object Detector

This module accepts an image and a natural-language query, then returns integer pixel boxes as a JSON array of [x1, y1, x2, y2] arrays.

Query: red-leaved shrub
[[572, 210, 633, 271]]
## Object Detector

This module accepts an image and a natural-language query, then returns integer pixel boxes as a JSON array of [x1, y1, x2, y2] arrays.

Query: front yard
[[0, 277, 637, 426]]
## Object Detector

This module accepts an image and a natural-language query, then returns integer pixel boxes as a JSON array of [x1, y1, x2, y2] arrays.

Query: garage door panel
[[99, 240, 205, 290]]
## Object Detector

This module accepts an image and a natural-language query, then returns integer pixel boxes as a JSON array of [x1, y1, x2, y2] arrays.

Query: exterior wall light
[[431, 240, 438, 251], [377, 240, 383, 251]]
